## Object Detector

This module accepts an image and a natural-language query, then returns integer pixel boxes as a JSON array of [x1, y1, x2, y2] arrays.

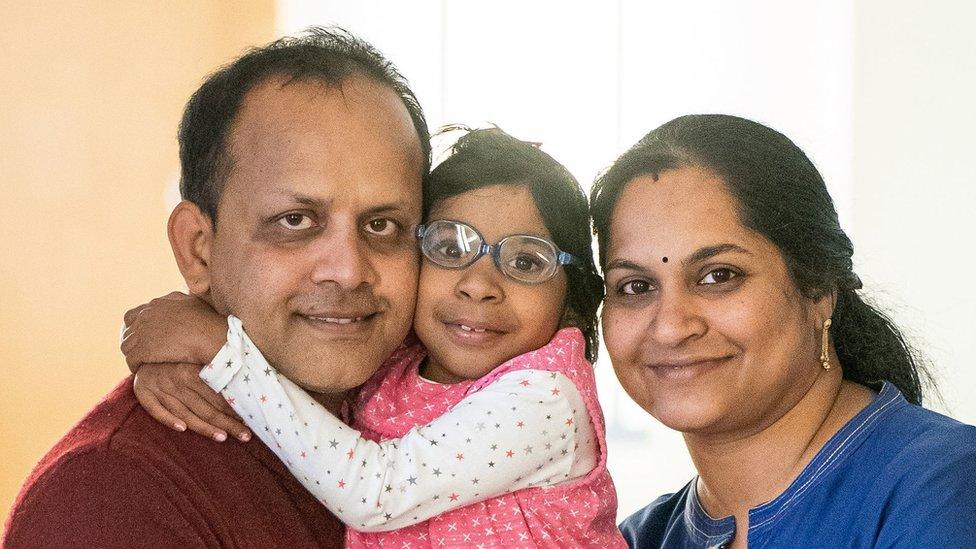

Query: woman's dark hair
[[590, 114, 931, 404], [179, 26, 431, 224], [425, 127, 604, 363]]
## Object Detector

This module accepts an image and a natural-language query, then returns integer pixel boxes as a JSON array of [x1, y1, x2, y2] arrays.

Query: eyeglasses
[[416, 219, 577, 284]]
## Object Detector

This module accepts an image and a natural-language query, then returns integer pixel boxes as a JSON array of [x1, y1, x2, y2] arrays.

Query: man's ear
[[168, 200, 215, 296]]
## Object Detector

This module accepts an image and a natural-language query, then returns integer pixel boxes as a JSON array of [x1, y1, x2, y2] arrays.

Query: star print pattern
[[202, 317, 625, 547]]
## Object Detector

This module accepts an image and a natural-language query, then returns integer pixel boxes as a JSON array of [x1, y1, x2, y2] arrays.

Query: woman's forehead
[[606, 168, 756, 263]]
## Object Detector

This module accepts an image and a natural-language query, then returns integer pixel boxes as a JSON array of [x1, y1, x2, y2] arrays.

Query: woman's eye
[[507, 253, 544, 273], [619, 279, 652, 295], [699, 268, 738, 285], [277, 213, 314, 230], [364, 218, 399, 237]]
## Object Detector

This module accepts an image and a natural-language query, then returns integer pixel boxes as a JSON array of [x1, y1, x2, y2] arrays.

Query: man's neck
[[310, 390, 348, 416]]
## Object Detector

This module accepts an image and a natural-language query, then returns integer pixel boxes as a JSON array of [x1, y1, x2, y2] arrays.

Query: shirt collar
[[683, 381, 907, 543]]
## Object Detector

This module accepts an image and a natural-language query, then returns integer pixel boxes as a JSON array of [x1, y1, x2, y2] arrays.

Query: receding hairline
[[214, 72, 424, 206]]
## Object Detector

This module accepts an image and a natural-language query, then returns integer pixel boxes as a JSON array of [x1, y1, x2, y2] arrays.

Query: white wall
[[853, 0, 976, 422], [278, 0, 974, 519]]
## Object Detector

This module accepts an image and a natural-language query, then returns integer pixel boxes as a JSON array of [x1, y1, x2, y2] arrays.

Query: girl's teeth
[[460, 324, 486, 333]]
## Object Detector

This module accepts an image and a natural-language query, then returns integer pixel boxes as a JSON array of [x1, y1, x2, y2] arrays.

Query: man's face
[[205, 75, 423, 394]]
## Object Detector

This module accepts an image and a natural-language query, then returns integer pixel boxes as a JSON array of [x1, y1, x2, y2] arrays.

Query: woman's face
[[414, 184, 567, 384], [601, 166, 831, 437]]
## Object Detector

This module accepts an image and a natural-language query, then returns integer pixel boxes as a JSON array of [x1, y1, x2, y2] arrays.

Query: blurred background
[[3, 0, 974, 524]]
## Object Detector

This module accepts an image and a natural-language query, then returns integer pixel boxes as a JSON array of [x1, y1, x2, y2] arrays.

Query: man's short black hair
[[178, 26, 431, 223]]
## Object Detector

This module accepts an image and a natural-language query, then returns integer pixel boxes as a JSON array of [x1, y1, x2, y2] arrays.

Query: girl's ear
[[168, 200, 214, 297]]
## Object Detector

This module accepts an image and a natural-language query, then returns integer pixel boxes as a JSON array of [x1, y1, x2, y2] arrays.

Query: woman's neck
[[685, 365, 874, 529]]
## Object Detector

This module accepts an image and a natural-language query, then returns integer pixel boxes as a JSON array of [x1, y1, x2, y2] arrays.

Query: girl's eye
[[434, 240, 463, 259], [619, 279, 652, 295], [364, 218, 399, 236], [699, 268, 738, 285], [507, 253, 544, 273], [278, 213, 314, 230]]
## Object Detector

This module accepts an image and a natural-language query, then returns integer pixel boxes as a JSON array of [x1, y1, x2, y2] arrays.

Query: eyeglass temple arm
[[557, 251, 579, 266]]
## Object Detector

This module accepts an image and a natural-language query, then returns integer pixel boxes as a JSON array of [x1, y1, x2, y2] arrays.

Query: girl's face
[[414, 184, 567, 384], [601, 166, 831, 438]]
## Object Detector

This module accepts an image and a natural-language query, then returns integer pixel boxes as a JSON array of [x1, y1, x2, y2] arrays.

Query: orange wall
[[0, 1, 275, 521]]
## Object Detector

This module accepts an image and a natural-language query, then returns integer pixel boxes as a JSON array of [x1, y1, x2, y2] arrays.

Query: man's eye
[[364, 218, 399, 237], [278, 213, 314, 230], [699, 268, 738, 285], [619, 279, 652, 295]]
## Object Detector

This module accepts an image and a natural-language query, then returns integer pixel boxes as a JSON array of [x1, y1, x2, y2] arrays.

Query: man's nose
[[309, 223, 377, 290], [454, 257, 504, 303], [647, 289, 707, 348]]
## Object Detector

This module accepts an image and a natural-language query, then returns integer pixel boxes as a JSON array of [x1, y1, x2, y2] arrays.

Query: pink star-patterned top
[[203, 317, 626, 548]]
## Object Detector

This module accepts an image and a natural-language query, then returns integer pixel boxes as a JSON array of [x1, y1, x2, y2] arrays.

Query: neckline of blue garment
[[683, 381, 907, 543]]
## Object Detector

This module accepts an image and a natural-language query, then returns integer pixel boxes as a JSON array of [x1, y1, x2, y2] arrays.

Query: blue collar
[[682, 382, 907, 545]]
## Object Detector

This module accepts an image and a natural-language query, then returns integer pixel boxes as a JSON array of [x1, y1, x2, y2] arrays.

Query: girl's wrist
[[198, 315, 229, 364]]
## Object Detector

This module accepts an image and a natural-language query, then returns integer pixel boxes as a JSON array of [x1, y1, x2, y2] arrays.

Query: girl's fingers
[[156, 390, 230, 442], [181, 384, 252, 443], [179, 366, 251, 441], [133, 384, 188, 433], [122, 303, 149, 329]]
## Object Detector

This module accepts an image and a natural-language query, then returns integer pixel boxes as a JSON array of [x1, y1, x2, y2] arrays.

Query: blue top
[[619, 382, 976, 548]]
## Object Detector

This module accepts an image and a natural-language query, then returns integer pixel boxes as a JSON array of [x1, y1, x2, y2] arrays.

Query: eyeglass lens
[[420, 220, 560, 283]]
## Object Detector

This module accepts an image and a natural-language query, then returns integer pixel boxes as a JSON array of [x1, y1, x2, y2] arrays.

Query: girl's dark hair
[[590, 114, 930, 404], [425, 127, 604, 363]]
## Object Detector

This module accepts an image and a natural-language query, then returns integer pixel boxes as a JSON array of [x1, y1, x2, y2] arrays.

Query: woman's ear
[[168, 200, 214, 297], [813, 289, 837, 326]]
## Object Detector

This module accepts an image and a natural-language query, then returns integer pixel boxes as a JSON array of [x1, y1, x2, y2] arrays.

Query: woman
[[590, 114, 976, 548]]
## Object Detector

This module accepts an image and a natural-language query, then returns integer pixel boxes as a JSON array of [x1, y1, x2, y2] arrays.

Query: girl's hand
[[121, 291, 226, 374], [133, 362, 251, 442]]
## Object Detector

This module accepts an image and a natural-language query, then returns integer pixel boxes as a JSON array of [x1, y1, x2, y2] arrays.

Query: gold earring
[[820, 318, 832, 370]]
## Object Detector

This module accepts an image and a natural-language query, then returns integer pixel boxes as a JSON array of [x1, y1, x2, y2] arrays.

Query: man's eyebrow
[[292, 194, 328, 208], [266, 191, 329, 209], [685, 243, 751, 265], [362, 202, 414, 216]]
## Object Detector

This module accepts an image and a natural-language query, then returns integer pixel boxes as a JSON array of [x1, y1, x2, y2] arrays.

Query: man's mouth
[[296, 311, 379, 335], [306, 315, 370, 325]]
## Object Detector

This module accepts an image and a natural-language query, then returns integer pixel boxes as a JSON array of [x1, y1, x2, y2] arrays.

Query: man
[[3, 27, 430, 547]]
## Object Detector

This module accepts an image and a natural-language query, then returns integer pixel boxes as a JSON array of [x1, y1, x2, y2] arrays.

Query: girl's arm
[[121, 292, 250, 442], [204, 316, 597, 533]]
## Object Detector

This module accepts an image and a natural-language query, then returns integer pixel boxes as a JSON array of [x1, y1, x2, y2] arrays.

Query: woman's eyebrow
[[685, 243, 751, 265], [604, 259, 647, 273]]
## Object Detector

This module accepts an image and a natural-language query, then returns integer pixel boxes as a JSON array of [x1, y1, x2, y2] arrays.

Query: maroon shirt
[[3, 378, 344, 548]]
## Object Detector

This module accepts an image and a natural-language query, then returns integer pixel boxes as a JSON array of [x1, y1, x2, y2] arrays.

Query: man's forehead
[[219, 75, 424, 212], [233, 77, 412, 146]]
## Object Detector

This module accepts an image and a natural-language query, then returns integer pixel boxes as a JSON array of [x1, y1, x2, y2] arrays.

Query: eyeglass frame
[[415, 219, 579, 283]]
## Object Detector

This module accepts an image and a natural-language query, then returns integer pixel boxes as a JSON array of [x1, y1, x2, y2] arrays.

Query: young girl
[[123, 128, 625, 547]]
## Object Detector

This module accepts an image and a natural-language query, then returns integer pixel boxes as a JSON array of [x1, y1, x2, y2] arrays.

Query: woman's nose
[[647, 290, 707, 347]]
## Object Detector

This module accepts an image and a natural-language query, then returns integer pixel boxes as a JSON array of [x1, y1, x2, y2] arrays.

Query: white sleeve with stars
[[200, 316, 597, 533]]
